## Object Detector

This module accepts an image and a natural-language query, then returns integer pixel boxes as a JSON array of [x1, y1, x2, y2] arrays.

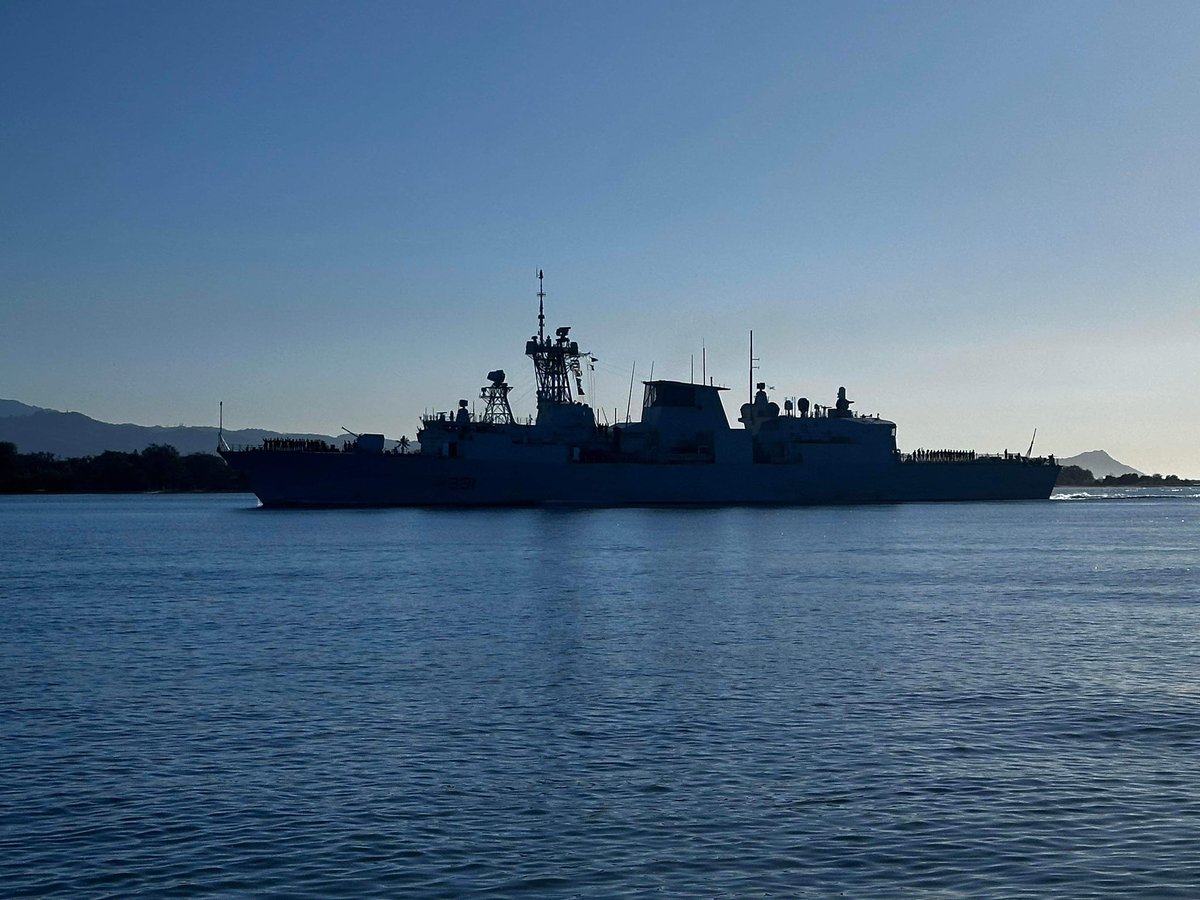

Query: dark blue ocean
[[3, 489, 1199, 897]]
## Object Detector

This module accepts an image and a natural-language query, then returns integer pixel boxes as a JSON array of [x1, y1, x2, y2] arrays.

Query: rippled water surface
[[3, 491, 1200, 897]]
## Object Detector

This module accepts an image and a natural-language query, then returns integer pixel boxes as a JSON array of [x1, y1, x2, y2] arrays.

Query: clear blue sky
[[2, 1, 1197, 474]]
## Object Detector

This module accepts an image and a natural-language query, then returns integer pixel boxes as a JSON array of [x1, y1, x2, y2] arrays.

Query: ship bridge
[[612, 379, 744, 464], [641, 380, 730, 430]]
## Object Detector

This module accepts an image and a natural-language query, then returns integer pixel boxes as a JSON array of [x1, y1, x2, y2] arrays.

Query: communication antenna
[[537, 268, 546, 342], [1026, 428, 1038, 459], [749, 330, 760, 403]]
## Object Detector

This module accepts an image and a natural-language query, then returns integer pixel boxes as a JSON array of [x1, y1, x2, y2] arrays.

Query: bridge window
[[644, 382, 697, 408]]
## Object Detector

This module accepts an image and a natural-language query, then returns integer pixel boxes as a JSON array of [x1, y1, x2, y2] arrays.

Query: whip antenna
[[537, 268, 545, 342]]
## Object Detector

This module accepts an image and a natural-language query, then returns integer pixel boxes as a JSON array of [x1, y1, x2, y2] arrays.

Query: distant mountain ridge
[[0, 399, 43, 418], [0, 399, 341, 458], [1056, 450, 1143, 479]]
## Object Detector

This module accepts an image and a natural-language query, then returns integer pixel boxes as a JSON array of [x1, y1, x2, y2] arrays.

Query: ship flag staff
[[217, 400, 230, 451]]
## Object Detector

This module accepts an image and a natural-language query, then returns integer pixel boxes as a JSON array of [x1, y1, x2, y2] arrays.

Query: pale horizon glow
[[2, 2, 1198, 475]]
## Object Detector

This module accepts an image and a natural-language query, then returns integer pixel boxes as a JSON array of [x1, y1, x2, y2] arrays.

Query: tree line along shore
[[1055, 465, 1196, 488], [1, 442, 1193, 494], [0, 442, 245, 493]]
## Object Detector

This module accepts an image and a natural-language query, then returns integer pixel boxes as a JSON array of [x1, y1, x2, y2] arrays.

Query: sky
[[2, 1, 1198, 475]]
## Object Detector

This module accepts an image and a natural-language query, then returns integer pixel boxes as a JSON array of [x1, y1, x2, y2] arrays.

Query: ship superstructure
[[220, 275, 1059, 507]]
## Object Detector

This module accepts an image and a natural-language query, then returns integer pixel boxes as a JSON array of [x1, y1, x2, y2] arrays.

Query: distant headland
[[0, 398, 340, 458], [1054, 451, 1194, 487]]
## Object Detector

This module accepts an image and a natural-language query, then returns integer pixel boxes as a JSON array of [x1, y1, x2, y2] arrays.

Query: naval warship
[[219, 275, 1059, 507]]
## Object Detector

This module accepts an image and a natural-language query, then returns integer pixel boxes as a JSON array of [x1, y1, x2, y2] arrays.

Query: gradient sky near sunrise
[[2, 1, 1198, 474]]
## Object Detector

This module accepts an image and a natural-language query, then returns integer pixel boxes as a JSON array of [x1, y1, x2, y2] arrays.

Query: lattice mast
[[479, 370, 515, 424], [525, 270, 586, 405]]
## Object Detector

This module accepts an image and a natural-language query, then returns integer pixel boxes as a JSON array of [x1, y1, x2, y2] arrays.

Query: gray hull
[[223, 450, 1059, 508]]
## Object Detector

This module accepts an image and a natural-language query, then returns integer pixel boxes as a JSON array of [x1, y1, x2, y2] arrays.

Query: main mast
[[525, 269, 586, 406]]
